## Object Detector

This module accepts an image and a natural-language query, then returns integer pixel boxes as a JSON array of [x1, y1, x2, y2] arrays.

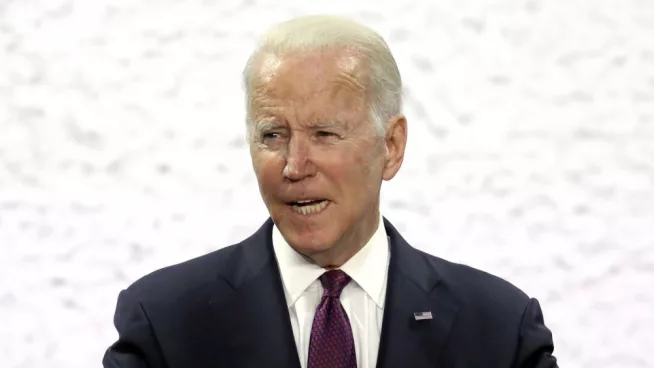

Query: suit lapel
[[216, 219, 302, 368], [376, 219, 460, 368], [214, 217, 459, 368]]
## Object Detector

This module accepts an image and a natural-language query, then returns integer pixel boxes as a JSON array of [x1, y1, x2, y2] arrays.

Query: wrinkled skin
[[248, 47, 407, 268]]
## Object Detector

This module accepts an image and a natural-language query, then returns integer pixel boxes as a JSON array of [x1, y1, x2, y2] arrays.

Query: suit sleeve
[[512, 298, 558, 368], [103, 289, 169, 368]]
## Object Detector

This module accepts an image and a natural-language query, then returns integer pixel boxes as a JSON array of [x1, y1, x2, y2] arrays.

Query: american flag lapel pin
[[414, 311, 433, 321]]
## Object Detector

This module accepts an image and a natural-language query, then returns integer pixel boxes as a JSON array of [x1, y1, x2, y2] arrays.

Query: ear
[[382, 115, 407, 181]]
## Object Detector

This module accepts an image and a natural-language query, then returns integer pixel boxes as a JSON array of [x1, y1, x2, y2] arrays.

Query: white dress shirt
[[272, 215, 390, 368]]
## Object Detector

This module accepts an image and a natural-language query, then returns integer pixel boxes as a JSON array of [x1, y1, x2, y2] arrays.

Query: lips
[[288, 199, 325, 206], [286, 199, 330, 215]]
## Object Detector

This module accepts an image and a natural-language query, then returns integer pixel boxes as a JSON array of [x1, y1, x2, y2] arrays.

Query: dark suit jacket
[[103, 218, 557, 368]]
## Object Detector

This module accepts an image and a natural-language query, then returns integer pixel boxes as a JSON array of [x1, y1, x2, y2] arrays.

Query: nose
[[283, 135, 315, 181]]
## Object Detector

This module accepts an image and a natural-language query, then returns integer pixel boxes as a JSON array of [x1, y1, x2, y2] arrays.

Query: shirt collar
[[272, 214, 389, 308]]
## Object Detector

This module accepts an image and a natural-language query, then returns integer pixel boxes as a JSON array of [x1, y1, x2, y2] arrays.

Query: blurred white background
[[1, 0, 653, 367]]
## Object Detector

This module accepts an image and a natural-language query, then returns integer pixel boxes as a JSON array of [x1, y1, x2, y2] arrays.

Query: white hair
[[242, 14, 403, 140]]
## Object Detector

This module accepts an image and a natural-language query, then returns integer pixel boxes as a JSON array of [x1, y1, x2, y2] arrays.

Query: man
[[103, 15, 558, 368]]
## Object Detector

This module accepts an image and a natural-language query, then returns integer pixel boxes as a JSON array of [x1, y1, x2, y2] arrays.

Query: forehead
[[250, 48, 371, 117]]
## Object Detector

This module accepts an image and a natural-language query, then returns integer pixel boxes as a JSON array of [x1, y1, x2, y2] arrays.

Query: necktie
[[307, 269, 357, 368]]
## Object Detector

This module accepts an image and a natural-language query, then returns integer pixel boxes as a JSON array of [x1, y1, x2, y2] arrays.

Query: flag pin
[[414, 311, 433, 321]]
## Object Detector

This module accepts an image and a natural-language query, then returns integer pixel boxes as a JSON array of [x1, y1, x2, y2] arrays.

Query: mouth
[[286, 199, 330, 216]]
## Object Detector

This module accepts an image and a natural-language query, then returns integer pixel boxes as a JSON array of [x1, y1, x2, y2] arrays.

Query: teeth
[[296, 200, 313, 204], [292, 200, 328, 215]]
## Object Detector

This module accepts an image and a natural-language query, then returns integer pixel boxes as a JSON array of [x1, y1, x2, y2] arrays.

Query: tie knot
[[319, 270, 351, 298]]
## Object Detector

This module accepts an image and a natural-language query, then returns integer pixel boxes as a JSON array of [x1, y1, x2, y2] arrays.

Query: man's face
[[247, 48, 404, 265]]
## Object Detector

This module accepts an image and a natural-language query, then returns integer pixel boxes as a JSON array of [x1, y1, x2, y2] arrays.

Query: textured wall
[[1, 0, 653, 367]]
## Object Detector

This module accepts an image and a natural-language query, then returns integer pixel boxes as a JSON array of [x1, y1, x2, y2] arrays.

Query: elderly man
[[103, 15, 558, 368]]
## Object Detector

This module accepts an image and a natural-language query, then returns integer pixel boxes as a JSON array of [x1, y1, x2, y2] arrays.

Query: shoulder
[[123, 242, 245, 305], [121, 220, 273, 305], [417, 249, 532, 315]]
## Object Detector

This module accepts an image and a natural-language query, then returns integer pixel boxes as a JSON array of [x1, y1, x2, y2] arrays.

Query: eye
[[316, 131, 336, 138], [262, 132, 281, 140]]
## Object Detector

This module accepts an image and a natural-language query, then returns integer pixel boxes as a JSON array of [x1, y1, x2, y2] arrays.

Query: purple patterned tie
[[307, 270, 357, 368]]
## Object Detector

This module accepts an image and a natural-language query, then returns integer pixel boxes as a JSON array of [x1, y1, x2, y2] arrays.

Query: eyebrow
[[311, 121, 342, 130], [253, 120, 344, 133], [254, 120, 284, 132]]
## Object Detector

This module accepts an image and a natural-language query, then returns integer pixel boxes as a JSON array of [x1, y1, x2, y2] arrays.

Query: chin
[[283, 226, 335, 253], [275, 216, 341, 255]]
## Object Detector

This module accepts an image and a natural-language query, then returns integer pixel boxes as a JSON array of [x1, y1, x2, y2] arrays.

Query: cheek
[[252, 150, 280, 169], [330, 159, 373, 191], [323, 145, 381, 182], [251, 154, 282, 187]]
